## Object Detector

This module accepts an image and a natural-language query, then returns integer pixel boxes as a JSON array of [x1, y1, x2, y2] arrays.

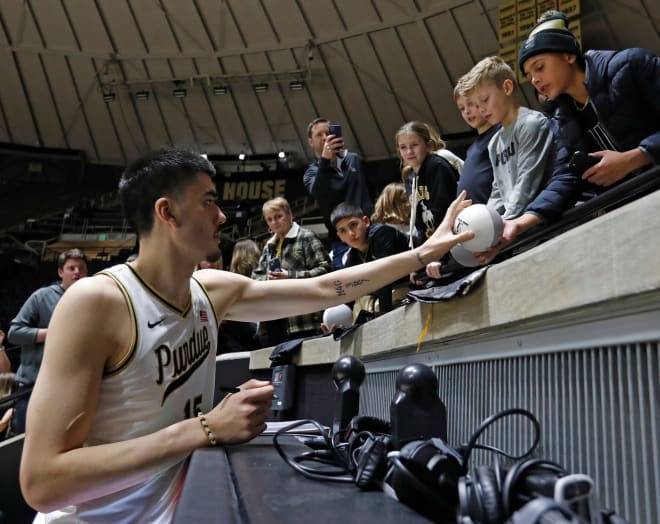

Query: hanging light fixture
[[173, 81, 187, 98], [289, 80, 305, 91]]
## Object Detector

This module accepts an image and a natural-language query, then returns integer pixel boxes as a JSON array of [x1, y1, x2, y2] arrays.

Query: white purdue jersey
[[38, 264, 218, 524]]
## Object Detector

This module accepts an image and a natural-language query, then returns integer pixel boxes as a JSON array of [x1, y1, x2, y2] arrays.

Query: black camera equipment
[[390, 363, 447, 449], [331, 355, 365, 440]]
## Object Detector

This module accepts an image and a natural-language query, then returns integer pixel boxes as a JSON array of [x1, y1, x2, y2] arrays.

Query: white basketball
[[453, 204, 504, 252], [323, 304, 354, 328], [450, 243, 481, 267]]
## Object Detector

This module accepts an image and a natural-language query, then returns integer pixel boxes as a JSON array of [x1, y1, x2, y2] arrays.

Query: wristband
[[197, 412, 217, 446]]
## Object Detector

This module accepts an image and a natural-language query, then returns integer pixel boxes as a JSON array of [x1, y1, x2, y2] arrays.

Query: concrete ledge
[[250, 189, 660, 370]]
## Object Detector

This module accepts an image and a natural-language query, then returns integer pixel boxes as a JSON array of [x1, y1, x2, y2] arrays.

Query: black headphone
[[457, 463, 507, 524], [273, 416, 392, 487], [345, 415, 391, 445], [385, 437, 466, 522], [457, 459, 567, 524], [382, 409, 542, 523], [345, 415, 392, 490]]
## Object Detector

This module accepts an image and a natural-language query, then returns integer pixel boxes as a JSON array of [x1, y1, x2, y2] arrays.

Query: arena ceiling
[[0, 0, 658, 170]]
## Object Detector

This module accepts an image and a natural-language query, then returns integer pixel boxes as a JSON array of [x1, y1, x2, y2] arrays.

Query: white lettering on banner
[[222, 179, 286, 201]]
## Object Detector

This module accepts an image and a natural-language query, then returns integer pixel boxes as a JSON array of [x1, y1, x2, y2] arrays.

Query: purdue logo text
[[154, 327, 210, 405]]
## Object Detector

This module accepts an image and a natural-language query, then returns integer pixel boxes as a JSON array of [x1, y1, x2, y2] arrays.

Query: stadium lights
[[289, 80, 305, 91], [97, 56, 313, 100], [102, 92, 116, 102], [238, 152, 246, 161], [135, 90, 150, 101]]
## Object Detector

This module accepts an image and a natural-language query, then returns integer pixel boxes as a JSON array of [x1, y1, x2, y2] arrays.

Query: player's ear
[[155, 197, 178, 226]]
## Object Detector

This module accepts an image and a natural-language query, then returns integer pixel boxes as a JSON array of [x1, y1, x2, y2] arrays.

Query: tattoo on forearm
[[333, 279, 369, 297]]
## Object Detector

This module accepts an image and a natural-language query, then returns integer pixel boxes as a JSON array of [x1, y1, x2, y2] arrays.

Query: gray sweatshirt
[[8, 282, 64, 385], [487, 106, 554, 219]]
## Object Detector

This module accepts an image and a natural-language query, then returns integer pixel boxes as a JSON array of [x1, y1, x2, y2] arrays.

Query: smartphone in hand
[[569, 151, 599, 175], [269, 257, 281, 272], [328, 123, 342, 138]]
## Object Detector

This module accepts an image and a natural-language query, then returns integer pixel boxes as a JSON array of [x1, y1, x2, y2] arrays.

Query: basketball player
[[20, 149, 474, 522]]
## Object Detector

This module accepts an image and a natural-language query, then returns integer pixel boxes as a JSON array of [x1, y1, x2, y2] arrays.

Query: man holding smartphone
[[304, 117, 374, 269]]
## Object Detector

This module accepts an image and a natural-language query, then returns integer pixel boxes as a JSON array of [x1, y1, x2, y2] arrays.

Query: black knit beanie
[[518, 10, 581, 73]]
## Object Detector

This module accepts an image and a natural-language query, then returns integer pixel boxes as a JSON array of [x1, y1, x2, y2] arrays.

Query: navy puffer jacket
[[559, 48, 660, 162], [526, 47, 660, 221]]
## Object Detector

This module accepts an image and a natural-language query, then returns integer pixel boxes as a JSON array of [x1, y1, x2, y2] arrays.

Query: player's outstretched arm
[[219, 192, 475, 322]]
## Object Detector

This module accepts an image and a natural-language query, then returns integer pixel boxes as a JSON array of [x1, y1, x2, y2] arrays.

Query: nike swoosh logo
[[147, 317, 166, 328]]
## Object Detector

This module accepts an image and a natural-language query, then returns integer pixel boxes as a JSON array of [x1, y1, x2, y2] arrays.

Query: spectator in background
[[503, 11, 659, 235], [219, 240, 261, 353], [303, 117, 374, 268], [0, 329, 10, 373], [251, 197, 332, 345], [454, 79, 500, 205], [0, 371, 16, 441], [7, 248, 87, 434], [396, 121, 460, 248], [330, 203, 410, 319], [424, 74, 500, 280], [229, 239, 260, 277], [464, 56, 555, 221], [371, 182, 411, 235], [520, 10, 658, 188]]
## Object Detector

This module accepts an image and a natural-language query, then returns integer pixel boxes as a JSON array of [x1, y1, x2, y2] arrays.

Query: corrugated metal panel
[[360, 342, 659, 523]]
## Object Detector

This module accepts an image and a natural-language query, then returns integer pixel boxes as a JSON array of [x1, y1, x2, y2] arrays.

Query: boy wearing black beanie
[[519, 10, 658, 188]]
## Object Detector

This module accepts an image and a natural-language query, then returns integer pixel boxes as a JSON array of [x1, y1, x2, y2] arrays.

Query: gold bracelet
[[197, 412, 217, 446], [414, 250, 425, 266]]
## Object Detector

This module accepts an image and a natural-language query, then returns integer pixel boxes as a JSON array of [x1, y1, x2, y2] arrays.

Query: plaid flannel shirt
[[251, 222, 332, 336]]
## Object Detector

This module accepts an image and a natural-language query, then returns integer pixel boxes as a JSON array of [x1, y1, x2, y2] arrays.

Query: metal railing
[[504, 166, 660, 257]]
